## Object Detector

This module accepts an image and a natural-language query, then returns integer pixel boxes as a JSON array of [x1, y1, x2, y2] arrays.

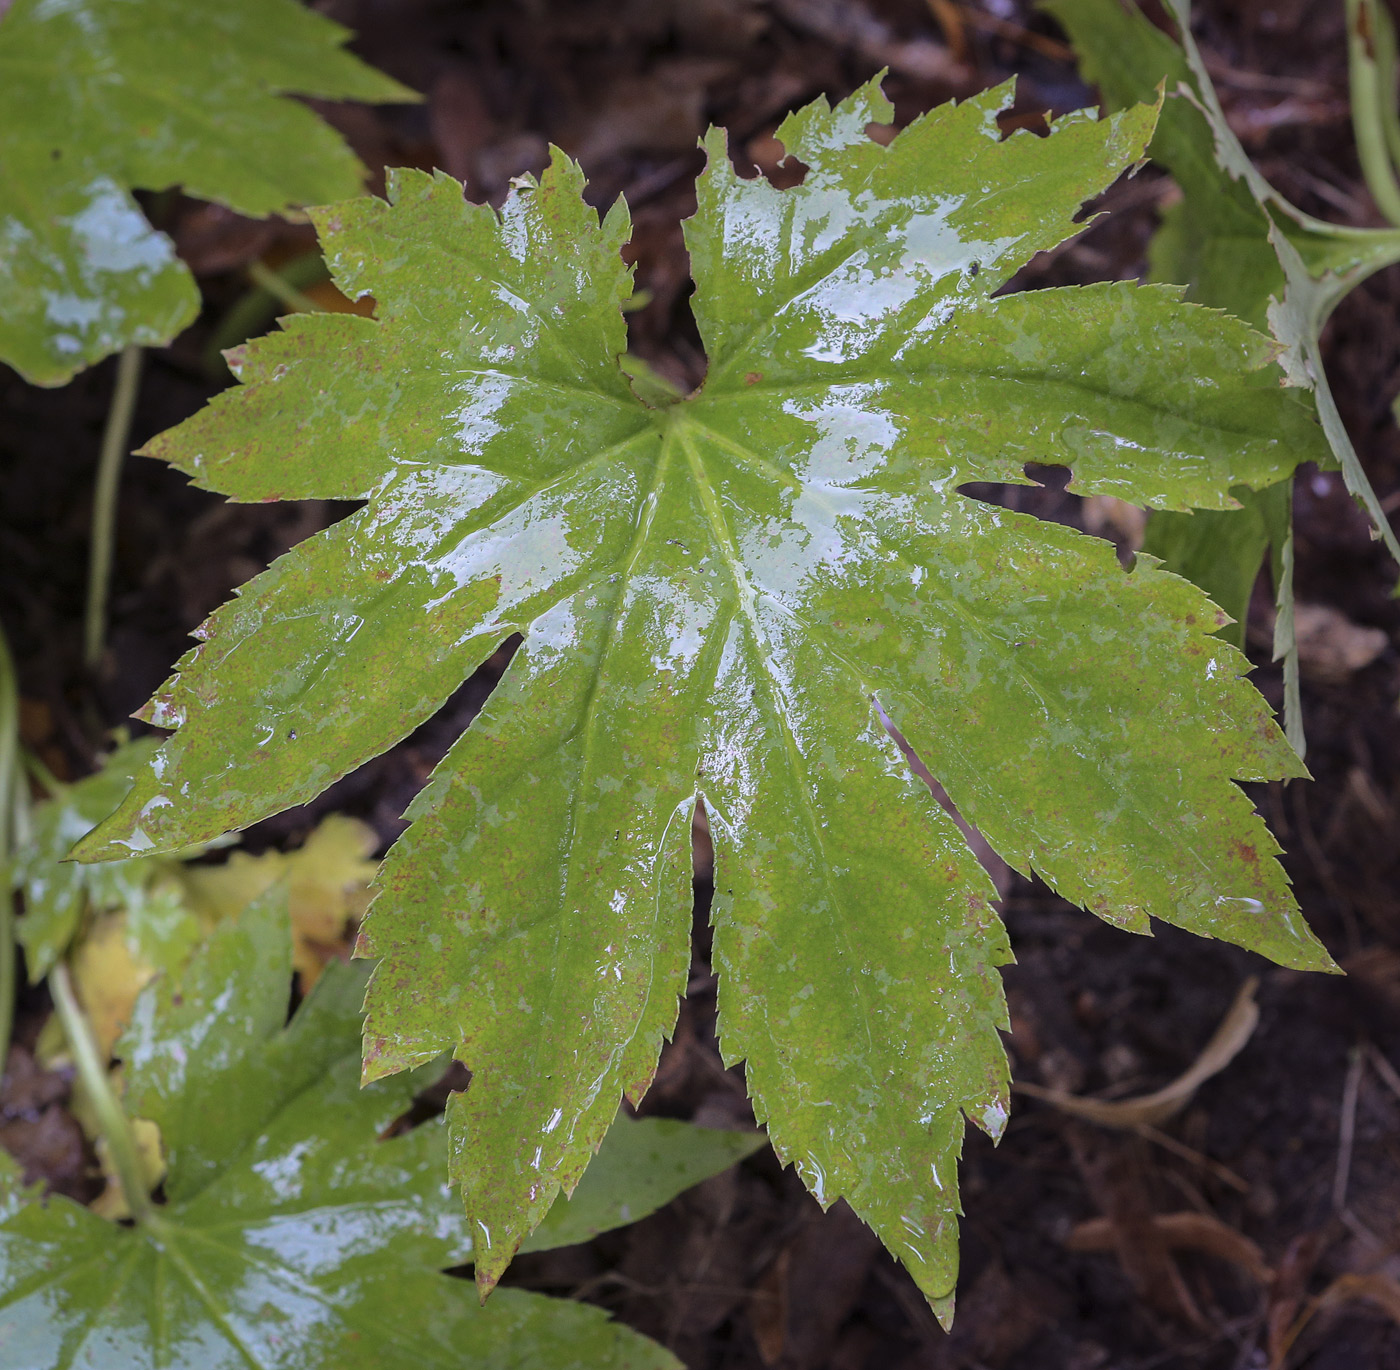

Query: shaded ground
[[5, 1, 1400, 1366]]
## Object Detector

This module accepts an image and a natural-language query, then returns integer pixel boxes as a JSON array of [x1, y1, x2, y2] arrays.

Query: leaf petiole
[[0, 624, 18, 1068], [246, 258, 324, 316], [1347, 0, 1400, 227], [49, 960, 155, 1223], [84, 344, 144, 671]]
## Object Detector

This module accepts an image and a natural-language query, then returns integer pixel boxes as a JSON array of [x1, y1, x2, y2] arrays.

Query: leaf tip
[[474, 1265, 500, 1303], [221, 344, 249, 379], [471, 1214, 527, 1301], [970, 1093, 1010, 1144], [358, 1035, 397, 1087], [1288, 935, 1343, 976], [67, 812, 141, 865]]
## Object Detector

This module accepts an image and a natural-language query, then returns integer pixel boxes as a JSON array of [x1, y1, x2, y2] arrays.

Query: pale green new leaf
[[80, 81, 1334, 1314], [0, 892, 725, 1368], [0, 0, 415, 385]]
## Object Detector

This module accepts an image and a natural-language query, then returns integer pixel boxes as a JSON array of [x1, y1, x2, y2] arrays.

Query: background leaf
[[523, 1116, 766, 1253], [11, 739, 186, 981], [1, 888, 761, 1367], [1043, 0, 1303, 692], [0, 0, 416, 385], [182, 813, 378, 987]]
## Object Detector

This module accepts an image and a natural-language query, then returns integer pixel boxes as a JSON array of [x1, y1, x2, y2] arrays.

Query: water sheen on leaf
[[0, 895, 684, 1369], [0, 0, 415, 385], [80, 79, 1335, 1313]]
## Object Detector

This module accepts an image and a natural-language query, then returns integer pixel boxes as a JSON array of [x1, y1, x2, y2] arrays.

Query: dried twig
[[1015, 978, 1260, 1129]]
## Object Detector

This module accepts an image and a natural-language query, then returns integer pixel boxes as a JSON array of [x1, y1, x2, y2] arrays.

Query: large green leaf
[[79, 80, 1335, 1316], [0, 892, 719, 1368], [0, 0, 415, 385]]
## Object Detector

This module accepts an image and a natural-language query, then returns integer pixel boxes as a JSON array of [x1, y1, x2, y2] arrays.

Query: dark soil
[[5, 2, 1400, 1367]]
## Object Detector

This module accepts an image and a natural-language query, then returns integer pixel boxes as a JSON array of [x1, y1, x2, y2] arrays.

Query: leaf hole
[[732, 129, 808, 189], [995, 108, 1052, 140], [379, 1058, 472, 1140], [957, 462, 1086, 528]]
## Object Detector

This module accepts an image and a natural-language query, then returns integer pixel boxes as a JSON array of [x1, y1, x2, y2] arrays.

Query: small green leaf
[[1140, 488, 1281, 652], [11, 739, 184, 980], [524, 1117, 765, 1253], [0, 0, 416, 385], [80, 81, 1333, 1309], [0, 893, 682, 1369]]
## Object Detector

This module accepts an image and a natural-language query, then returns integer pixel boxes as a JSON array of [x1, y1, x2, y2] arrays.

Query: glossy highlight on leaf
[[0, 0, 416, 385], [0, 894, 692, 1369], [79, 79, 1334, 1312]]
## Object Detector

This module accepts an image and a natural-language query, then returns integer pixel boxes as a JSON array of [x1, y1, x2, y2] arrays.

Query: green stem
[[1348, 0, 1400, 227], [50, 962, 153, 1223], [0, 625, 18, 1072], [84, 345, 144, 671], [246, 259, 323, 315], [21, 748, 65, 801]]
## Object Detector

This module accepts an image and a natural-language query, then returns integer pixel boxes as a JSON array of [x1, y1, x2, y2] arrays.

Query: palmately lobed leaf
[[80, 79, 1335, 1314], [0, 0, 416, 385], [1, 892, 729, 1368]]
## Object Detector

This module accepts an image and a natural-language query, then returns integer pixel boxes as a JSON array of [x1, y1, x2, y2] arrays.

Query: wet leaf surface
[[0, 891, 742, 1368], [77, 79, 1336, 1312]]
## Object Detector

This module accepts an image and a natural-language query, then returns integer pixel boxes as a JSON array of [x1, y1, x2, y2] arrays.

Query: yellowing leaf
[[91, 1117, 165, 1222], [182, 816, 377, 986], [70, 914, 163, 1063]]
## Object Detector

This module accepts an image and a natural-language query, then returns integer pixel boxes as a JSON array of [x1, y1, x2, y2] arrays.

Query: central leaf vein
[[678, 422, 880, 1066]]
